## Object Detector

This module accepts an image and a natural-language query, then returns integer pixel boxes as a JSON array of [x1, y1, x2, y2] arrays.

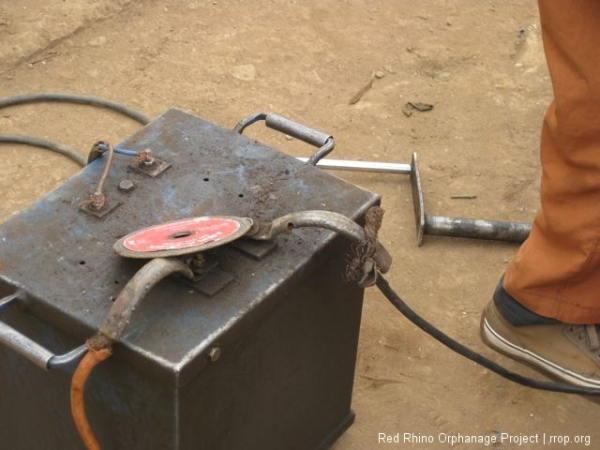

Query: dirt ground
[[1, 1, 598, 449]]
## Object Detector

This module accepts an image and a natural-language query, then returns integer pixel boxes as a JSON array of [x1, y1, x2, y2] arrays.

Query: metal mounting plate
[[129, 159, 172, 178], [79, 200, 122, 218]]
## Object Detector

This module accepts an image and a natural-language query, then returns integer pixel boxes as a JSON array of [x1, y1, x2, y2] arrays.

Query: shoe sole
[[481, 317, 600, 389]]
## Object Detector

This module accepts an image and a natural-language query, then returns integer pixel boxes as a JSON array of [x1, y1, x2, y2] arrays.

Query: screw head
[[118, 179, 135, 192], [208, 346, 221, 362]]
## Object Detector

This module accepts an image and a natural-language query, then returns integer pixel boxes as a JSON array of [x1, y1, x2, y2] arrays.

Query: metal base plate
[[129, 159, 172, 178]]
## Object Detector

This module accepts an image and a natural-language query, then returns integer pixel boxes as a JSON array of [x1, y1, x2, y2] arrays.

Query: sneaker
[[481, 299, 600, 389]]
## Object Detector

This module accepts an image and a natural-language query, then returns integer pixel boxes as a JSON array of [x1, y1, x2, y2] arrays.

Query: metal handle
[[0, 292, 87, 370], [98, 258, 193, 342], [295, 158, 412, 174], [246, 210, 392, 274], [233, 112, 335, 165], [425, 216, 531, 242]]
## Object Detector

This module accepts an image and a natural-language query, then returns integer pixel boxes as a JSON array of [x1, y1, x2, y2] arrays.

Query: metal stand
[[409, 153, 531, 245], [298, 153, 532, 245]]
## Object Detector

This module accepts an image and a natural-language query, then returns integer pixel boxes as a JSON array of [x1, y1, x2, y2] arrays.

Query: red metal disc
[[114, 216, 253, 258]]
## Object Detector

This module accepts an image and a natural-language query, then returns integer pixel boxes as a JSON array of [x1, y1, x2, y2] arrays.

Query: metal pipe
[[266, 113, 331, 149], [0, 292, 89, 370], [301, 153, 531, 244], [0, 292, 20, 310], [410, 152, 532, 245], [298, 154, 530, 244], [305, 138, 334, 166], [232, 112, 268, 134], [297, 157, 412, 174], [48, 345, 89, 370], [0, 309, 56, 370], [425, 216, 531, 242]]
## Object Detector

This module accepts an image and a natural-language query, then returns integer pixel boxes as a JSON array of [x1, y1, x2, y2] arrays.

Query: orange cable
[[70, 343, 112, 450]]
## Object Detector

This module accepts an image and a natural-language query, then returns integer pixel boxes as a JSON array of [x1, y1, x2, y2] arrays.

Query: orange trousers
[[504, 0, 600, 324]]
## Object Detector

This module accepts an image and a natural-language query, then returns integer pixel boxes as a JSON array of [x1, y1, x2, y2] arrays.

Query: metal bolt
[[208, 346, 221, 362], [118, 180, 135, 192], [141, 149, 155, 166], [89, 192, 106, 210], [192, 253, 207, 268]]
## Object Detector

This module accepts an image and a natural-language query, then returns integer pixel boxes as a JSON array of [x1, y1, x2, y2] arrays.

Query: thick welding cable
[[0, 92, 150, 166], [375, 274, 600, 396], [71, 344, 112, 450], [0, 136, 138, 167], [0, 134, 86, 166], [0, 93, 150, 125], [69, 258, 193, 449]]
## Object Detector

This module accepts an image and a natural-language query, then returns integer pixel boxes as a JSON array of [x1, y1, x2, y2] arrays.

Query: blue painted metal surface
[[0, 108, 380, 449]]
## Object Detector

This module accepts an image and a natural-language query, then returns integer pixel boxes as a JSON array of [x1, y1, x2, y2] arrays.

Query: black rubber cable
[[0, 93, 150, 165], [376, 274, 600, 396], [0, 93, 150, 125], [0, 134, 86, 166]]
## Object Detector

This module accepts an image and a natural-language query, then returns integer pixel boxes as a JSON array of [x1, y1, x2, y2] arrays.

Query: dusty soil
[[0, 1, 597, 449]]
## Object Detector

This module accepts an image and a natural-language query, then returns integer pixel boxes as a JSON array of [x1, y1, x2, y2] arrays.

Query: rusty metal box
[[0, 109, 379, 449]]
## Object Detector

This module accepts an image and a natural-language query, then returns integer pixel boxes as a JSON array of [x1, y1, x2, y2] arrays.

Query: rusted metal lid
[[114, 216, 253, 258]]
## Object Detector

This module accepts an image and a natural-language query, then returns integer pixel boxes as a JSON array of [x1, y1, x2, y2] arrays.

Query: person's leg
[[503, 0, 600, 324], [481, 0, 600, 388]]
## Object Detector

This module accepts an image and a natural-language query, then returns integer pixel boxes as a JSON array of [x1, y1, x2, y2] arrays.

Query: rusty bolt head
[[142, 149, 155, 166], [89, 193, 106, 211], [208, 346, 221, 362], [118, 180, 135, 192]]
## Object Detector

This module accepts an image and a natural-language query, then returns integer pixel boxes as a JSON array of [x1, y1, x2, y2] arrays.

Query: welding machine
[[0, 108, 390, 449]]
